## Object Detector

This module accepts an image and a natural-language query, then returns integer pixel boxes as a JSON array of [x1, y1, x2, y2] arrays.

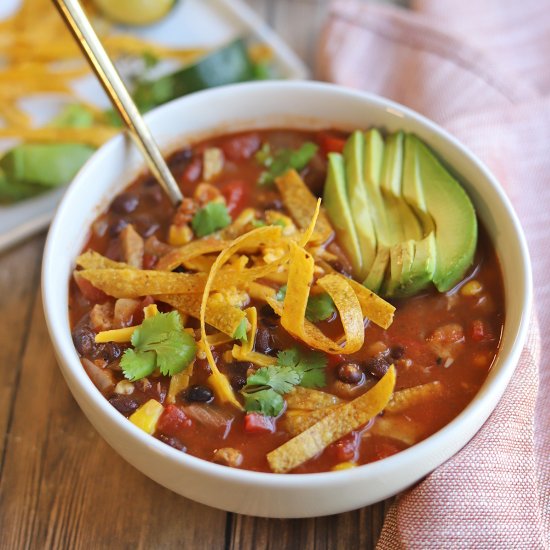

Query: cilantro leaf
[[246, 365, 301, 394], [242, 388, 284, 417], [275, 285, 287, 301], [121, 311, 196, 381], [120, 349, 156, 382], [276, 286, 336, 323], [232, 318, 248, 342], [241, 346, 328, 416], [277, 346, 327, 388], [191, 202, 231, 237], [256, 142, 318, 186], [305, 293, 336, 323]]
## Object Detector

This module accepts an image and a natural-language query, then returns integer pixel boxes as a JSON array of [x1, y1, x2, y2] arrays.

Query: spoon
[[52, 0, 184, 206]]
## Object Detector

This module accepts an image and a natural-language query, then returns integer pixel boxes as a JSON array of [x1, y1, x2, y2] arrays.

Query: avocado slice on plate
[[323, 152, 363, 278]]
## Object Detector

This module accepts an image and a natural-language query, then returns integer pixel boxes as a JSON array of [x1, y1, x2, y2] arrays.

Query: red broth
[[69, 129, 504, 473]]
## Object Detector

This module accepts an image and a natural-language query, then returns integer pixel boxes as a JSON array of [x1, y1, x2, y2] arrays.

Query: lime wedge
[[94, 0, 176, 26]]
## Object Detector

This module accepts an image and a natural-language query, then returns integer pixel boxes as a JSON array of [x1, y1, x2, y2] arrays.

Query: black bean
[[254, 326, 282, 356], [108, 394, 139, 415], [230, 375, 247, 390], [158, 434, 187, 452], [72, 325, 96, 357], [133, 216, 160, 238], [364, 356, 390, 378], [108, 218, 129, 238], [186, 384, 214, 403], [110, 192, 139, 214], [390, 345, 405, 360], [336, 362, 364, 385], [95, 342, 123, 362], [172, 265, 187, 273], [259, 305, 279, 329]]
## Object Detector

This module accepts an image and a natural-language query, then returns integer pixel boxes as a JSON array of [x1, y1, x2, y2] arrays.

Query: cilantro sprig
[[255, 142, 318, 186], [191, 201, 231, 237], [276, 285, 336, 323], [241, 346, 328, 416], [232, 318, 248, 342], [120, 311, 196, 381]]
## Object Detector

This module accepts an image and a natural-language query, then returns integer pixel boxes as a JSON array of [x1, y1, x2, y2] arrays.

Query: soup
[[69, 128, 504, 473]]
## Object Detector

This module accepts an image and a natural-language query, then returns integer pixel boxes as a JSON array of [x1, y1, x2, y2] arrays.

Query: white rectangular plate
[[0, 0, 308, 253]]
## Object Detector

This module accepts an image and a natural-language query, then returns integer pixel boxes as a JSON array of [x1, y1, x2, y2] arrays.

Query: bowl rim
[[42, 80, 533, 490]]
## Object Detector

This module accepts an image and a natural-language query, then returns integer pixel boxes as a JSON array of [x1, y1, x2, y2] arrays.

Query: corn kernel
[[461, 280, 483, 297], [223, 350, 234, 363], [331, 461, 357, 471], [129, 399, 164, 434], [168, 224, 193, 246]]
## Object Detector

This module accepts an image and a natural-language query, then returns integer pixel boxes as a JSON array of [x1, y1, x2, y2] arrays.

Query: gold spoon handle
[[53, 0, 184, 206]]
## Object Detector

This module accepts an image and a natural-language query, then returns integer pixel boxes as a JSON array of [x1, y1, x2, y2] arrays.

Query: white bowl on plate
[[42, 81, 532, 518]]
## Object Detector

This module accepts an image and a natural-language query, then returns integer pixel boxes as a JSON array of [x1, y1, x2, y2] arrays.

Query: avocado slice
[[343, 131, 377, 279], [384, 240, 414, 296], [323, 153, 363, 278], [363, 129, 390, 246], [363, 246, 390, 294], [415, 137, 477, 291], [388, 134, 437, 297], [0, 143, 94, 188]]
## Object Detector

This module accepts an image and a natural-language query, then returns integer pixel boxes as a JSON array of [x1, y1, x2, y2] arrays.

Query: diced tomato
[[157, 405, 193, 437], [182, 157, 202, 183], [221, 180, 249, 217], [470, 319, 492, 342], [328, 353, 345, 369], [142, 253, 158, 270], [74, 272, 108, 302], [330, 433, 359, 463], [221, 133, 261, 161], [317, 131, 346, 154], [373, 441, 401, 461], [244, 413, 275, 434]]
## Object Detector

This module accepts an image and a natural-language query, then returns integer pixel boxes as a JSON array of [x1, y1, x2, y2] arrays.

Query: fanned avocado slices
[[322, 129, 477, 298]]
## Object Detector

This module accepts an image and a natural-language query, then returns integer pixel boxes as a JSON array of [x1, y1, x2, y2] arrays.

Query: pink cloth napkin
[[318, 1, 550, 547]]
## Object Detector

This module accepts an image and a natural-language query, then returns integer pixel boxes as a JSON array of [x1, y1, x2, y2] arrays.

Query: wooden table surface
[[0, 1, 394, 547]]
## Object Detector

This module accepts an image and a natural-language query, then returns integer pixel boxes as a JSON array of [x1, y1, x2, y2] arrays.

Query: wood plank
[[0, 235, 44, 465], [228, 500, 393, 550], [0, 287, 227, 550]]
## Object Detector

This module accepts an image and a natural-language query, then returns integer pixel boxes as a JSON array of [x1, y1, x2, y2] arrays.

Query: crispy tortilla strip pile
[[0, 0, 204, 144], [75, 173, 396, 414], [267, 365, 396, 473]]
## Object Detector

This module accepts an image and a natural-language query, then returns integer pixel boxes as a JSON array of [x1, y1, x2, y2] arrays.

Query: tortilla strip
[[79, 257, 288, 299], [159, 294, 246, 337], [286, 386, 343, 411], [247, 282, 277, 302], [267, 365, 396, 473], [200, 226, 287, 409], [368, 416, 421, 446], [267, 243, 364, 355], [76, 250, 133, 270], [231, 347, 277, 368], [385, 381, 444, 414], [318, 260, 395, 329], [276, 170, 334, 244], [155, 239, 230, 271], [282, 405, 343, 437]]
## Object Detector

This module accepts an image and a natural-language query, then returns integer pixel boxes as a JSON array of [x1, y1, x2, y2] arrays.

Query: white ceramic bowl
[[42, 81, 532, 518]]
